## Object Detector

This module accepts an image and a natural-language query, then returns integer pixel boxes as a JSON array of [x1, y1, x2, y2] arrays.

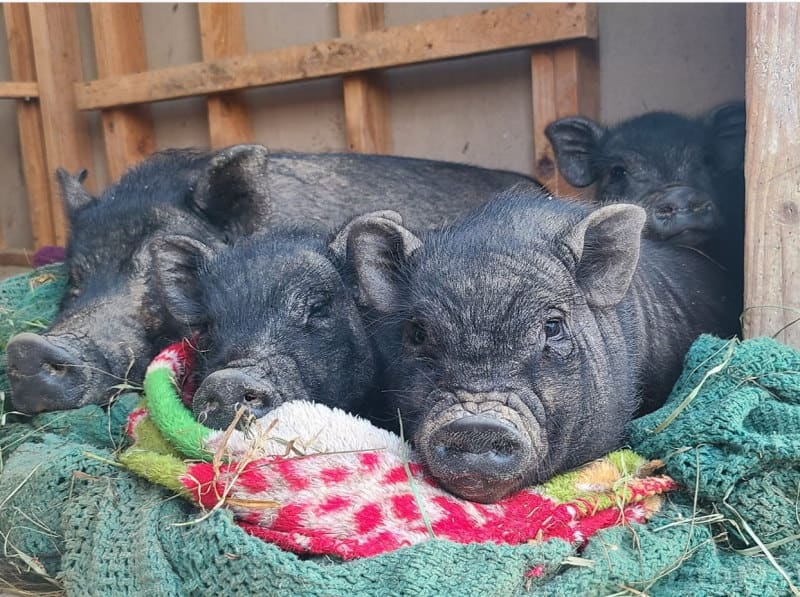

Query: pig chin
[[414, 393, 544, 504]]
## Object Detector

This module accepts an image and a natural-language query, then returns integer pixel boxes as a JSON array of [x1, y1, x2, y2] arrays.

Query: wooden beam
[[0, 248, 34, 267], [90, 3, 155, 182], [28, 3, 94, 246], [0, 81, 38, 99], [338, 3, 391, 154], [743, 4, 800, 347], [198, 3, 253, 148], [75, 3, 598, 110], [3, 3, 54, 249], [531, 37, 599, 198]]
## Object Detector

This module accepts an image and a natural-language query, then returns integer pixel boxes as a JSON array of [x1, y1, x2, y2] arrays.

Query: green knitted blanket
[[1, 265, 799, 596]]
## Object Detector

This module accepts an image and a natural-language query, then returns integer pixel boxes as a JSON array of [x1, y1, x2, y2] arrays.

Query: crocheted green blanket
[[1, 266, 799, 596]]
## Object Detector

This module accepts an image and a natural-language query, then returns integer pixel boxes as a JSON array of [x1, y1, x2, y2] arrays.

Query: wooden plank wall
[[3, 3, 52, 251], [90, 3, 156, 182], [337, 3, 392, 154], [743, 3, 800, 348], [28, 3, 94, 246], [198, 3, 253, 147], [0, 2, 598, 264]]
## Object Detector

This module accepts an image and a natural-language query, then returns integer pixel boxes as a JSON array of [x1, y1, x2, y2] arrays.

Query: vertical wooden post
[[198, 3, 253, 148], [28, 3, 94, 246], [743, 4, 800, 347], [337, 3, 392, 154], [531, 39, 599, 198], [3, 3, 54, 248], [90, 3, 156, 182]]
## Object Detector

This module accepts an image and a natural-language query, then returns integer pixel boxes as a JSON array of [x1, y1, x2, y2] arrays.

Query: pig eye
[[544, 317, 564, 340], [406, 318, 428, 346], [307, 295, 332, 320], [609, 165, 627, 182]]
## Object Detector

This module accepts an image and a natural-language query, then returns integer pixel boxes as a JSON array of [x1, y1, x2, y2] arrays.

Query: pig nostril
[[242, 391, 265, 409], [655, 205, 676, 219], [43, 362, 70, 376]]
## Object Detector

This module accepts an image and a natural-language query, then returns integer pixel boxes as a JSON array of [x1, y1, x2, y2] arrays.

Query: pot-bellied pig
[[343, 186, 739, 503], [150, 212, 404, 430], [545, 102, 745, 275], [6, 146, 540, 414]]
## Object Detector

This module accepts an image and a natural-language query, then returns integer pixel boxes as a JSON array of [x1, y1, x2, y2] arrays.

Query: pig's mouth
[[659, 227, 715, 246]]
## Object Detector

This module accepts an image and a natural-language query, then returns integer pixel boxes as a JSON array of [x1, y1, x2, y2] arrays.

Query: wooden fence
[[0, 2, 598, 254], [0, 3, 797, 346]]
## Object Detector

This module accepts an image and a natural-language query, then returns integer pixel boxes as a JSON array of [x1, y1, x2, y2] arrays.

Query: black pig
[[151, 212, 404, 429], [545, 103, 745, 271], [344, 186, 738, 503], [7, 147, 538, 414]]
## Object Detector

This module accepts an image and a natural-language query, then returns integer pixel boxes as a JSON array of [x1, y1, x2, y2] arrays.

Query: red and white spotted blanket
[[120, 341, 679, 560]]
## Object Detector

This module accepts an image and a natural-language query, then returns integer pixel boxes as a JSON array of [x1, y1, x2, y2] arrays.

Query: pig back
[[623, 241, 740, 414], [263, 152, 541, 230]]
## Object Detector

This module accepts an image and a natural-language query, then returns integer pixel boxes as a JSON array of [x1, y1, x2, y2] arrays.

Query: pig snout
[[192, 368, 284, 429], [6, 332, 89, 414], [648, 186, 720, 244], [425, 415, 531, 504]]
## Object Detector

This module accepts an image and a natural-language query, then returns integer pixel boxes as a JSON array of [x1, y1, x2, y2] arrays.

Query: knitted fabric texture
[[119, 341, 676, 560], [0, 265, 799, 595]]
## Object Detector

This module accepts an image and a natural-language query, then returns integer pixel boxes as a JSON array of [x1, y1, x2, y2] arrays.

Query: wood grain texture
[[76, 3, 598, 110], [743, 4, 800, 347], [91, 3, 155, 182], [29, 3, 94, 246], [338, 3, 391, 154], [5, 3, 54, 248], [531, 37, 599, 199], [0, 81, 38, 98], [198, 3, 253, 147]]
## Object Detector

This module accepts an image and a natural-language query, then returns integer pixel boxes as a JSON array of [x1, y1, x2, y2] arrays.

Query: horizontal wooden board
[[0, 248, 34, 266], [75, 3, 598, 110], [0, 81, 38, 98]]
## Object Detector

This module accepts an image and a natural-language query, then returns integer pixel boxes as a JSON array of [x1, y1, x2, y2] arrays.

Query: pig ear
[[148, 235, 214, 327], [565, 204, 646, 308], [328, 210, 404, 260], [544, 117, 605, 187], [344, 216, 422, 312], [57, 168, 94, 216], [705, 101, 746, 172], [193, 144, 271, 236]]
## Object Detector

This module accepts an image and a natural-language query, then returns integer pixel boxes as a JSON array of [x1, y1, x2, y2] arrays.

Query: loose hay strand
[[723, 486, 800, 596], [398, 409, 435, 539], [652, 338, 737, 433]]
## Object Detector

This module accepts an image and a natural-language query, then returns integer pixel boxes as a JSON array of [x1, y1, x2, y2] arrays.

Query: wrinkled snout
[[192, 368, 283, 429], [426, 415, 530, 503], [648, 186, 721, 244], [6, 332, 89, 414]]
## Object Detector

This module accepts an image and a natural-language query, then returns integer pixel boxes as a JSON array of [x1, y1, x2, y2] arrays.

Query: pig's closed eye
[[306, 295, 333, 321], [405, 318, 428, 347]]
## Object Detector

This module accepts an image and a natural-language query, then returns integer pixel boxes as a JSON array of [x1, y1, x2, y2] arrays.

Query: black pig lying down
[[6, 146, 539, 414], [149, 213, 404, 430], [545, 102, 745, 271], [343, 186, 739, 503]]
